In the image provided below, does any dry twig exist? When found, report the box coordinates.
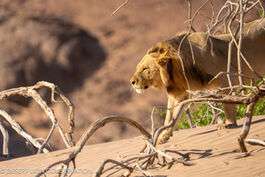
[185,104,195,128]
[111,0,130,16]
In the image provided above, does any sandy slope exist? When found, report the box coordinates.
[1,116,265,177]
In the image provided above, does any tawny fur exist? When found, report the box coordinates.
[130,18,265,144]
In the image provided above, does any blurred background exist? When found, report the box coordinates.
[0,0,262,158]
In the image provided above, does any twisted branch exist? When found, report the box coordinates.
[0,81,75,156]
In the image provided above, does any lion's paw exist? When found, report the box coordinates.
[217,123,238,130]
[157,129,173,144]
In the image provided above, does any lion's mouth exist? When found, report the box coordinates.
[132,85,149,94]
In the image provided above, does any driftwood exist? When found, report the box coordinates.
[245,138,265,146]
[0,119,9,155]
[0,81,75,156]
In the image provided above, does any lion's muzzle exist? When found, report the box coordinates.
[130,77,149,94]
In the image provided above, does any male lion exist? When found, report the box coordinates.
[130,18,265,144]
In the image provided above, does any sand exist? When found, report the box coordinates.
[1,116,265,177]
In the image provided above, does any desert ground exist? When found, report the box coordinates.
[0,0,265,176]
[1,116,265,177]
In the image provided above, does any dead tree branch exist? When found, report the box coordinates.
[237,0,245,86]
[245,138,265,146]
[0,81,75,155]
[185,104,195,128]
[238,102,257,152]
[0,109,50,153]
[92,159,134,177]
[0,119,9,156]
[111,0,130,16]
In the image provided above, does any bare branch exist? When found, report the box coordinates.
[0,81,75,157]
[186,0,196,32]
[135,162,154,176]
[151,107,156,138]
[238,102,256,152]
[0,109,50,153]
[146,141,195,166]
[74,116,152,153]
[111,0,130,16]
[0,119,9,156]
[208,71,255,85]
[237,0,245,86]
[185,104,195,128]
[226,41,234,88]
[92,159,134,177]
[245,138,265,146]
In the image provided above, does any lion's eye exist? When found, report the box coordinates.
[142,68,147,72]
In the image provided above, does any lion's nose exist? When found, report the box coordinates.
[131,81,136,85]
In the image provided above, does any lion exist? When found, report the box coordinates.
[130,18,265,144]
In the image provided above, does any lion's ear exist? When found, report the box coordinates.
[155,58,172,86]
[155,57,168,66]
[148,47,159,58]
[148,43,166,58]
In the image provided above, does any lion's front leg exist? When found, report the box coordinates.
[157,96,179,144]
[218,103,237,129]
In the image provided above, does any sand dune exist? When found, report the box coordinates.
[1,116,265,177]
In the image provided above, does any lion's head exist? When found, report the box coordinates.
[130,50,162,94]
[130,40,186,94]
[130,33,213,97]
